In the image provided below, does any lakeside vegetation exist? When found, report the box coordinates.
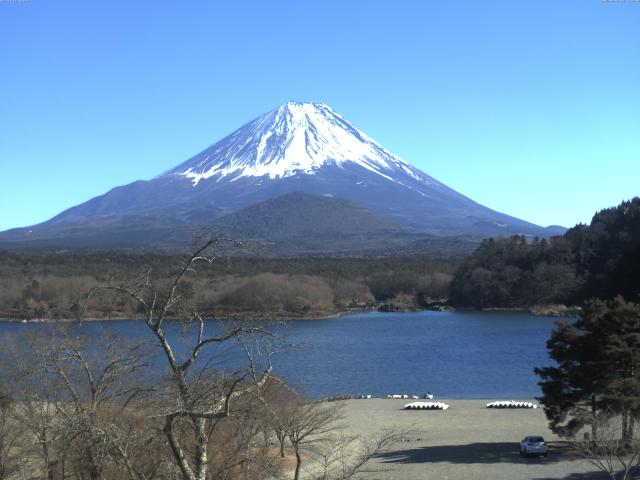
[2,197,639,321]
[450,197,640,309]
[0,253,457,321]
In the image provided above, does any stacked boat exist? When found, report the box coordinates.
[404,401,450,410]
[486,400,537,409]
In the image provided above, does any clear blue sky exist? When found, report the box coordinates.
[1,0,638,231]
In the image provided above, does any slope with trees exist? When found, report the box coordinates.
[450,198,640,308]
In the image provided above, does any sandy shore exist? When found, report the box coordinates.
[338,399,605,480]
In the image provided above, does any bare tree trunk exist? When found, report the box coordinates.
[87,447,101,480]
[194,418,208,480]
[293,446,302,480]
[60,453,66,480]
[164,418,196,480]
[42,433,52,480]
[46,460,54,480]
[591,393,598,442]
[275,428,286,458]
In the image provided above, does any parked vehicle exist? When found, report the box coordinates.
[520,435,548,457]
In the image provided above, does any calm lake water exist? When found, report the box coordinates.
[0,310,560,399]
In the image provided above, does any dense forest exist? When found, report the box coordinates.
[450,198,640,308]
[0,252,458,320]
[3,197,639,320]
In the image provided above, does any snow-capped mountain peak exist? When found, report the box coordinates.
[0,101,559,248]
[162,101,427,186]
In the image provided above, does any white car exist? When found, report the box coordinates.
[520,435,548,457]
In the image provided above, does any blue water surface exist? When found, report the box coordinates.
[0,310,560,399]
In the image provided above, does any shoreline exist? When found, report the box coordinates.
[0,303,580,324]
[0,308,369,324]
[483,305,582,317]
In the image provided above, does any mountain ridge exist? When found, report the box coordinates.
[0,102,565,253]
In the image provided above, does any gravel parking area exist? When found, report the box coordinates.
[339,399,607,480]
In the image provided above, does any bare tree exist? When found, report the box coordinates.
[283,399,408,480]
[0,328,165,480]
[0,393,27,480]
[577,413,640,480]
[259,377,300,459]
[0,334,61,480]
[44,331,155,479]
[310,429,408,480]
[286,401,344,480]
[86,238,282,480]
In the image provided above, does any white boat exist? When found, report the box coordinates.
[404,401,449,410]
[486,400,537,409]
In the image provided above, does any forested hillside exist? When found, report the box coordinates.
[0,252,457,320]
[450,198,640,308]
[4,198,639,319]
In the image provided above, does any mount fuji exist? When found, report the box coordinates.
[0,102,563,253]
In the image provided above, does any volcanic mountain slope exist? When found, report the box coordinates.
[213,191,404,239]
[209,192,485,257]
[0,101,563,251]
[209,191,426,256]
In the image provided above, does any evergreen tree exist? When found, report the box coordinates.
[592,297,640,443]
[535,315,607,439]
[450,197,640,308]
[536,297,640,441]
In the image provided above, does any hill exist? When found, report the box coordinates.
[449,197,640,307]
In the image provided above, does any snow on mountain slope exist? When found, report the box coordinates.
[161,102,434,192]
[0,101,564,250]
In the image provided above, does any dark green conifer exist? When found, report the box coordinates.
[536,297,640,442]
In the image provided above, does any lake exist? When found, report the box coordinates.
[0,310,560,399]
[275,310,559,399]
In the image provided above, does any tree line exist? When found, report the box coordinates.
[450,197,640,308]
[0,253,457,321]
[518,198,640,478]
